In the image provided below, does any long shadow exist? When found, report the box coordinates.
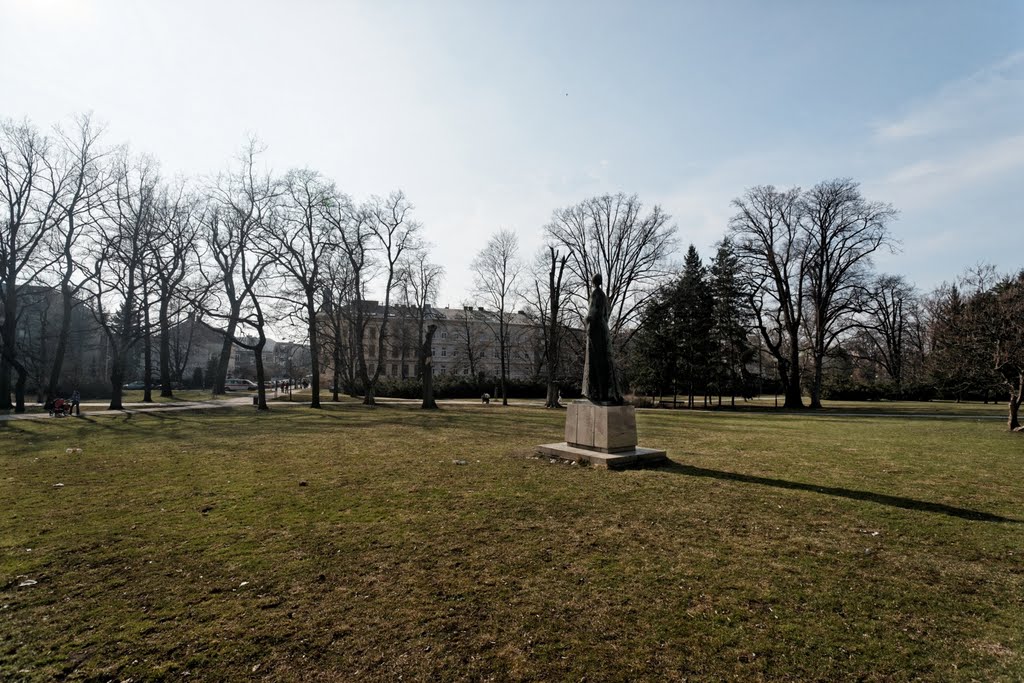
[0,421,32,436]
[663,461,1020,523]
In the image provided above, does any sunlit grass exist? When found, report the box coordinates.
[2,402,1021,681]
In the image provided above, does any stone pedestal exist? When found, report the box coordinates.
[565,401,637,453]
[538,401,667,469]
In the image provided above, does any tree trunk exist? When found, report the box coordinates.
[46,283,76,404]
[422,369,436,409]
[781,345,804,409]
[307,292,321,409]
[809,352,824,409]
[499,333,508,406]
[359,351,374,405]
[332,344,341,402]
[0,285,15,410]
[1008,374,1023,432]
[1009,396,1021,432]
[254,339,269,411]
[213,317,238,395]
[109,354,125,410]
[142,303,153,403]
[545,382,561,409]
[158,296,174,398]
[14,363,27,413]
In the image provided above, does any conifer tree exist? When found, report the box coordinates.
[629,283,676,404]
[672,245,714,408]
[709,239,752,406]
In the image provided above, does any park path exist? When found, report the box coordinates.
[2,395,1005,422]
[0,396,252,422]
[366,397,1009,419]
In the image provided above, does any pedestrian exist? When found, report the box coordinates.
[70,388,81,416]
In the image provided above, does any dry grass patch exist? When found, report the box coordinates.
[1,401,1022,681]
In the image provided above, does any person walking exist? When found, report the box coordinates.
[70,388,81,416]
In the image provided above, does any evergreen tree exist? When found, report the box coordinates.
[629,284,676,403]
[709,239,752,406]
[672,245,714,408]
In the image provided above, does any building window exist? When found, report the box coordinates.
[441,347,447,357]
[391,363,397,376]
[441,331,447,339]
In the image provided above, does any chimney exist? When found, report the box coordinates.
[477,307,485,312]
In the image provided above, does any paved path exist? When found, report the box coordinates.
[2,395,1006,422]
[0,397,252,422]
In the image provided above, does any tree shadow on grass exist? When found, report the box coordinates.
[663,461,1020,523]
[313,403,554,436]
[0,421,32,436]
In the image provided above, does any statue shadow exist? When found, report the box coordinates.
[662,461,1020,524]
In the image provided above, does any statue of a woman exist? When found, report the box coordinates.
[583,273,622,404]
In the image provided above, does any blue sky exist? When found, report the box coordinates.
[3,0,1022,307]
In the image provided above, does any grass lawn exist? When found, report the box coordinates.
[98,390,238,405]
[1,401,1022,681]
[655,395,1009,417]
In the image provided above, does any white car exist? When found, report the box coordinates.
[224,378,257,392]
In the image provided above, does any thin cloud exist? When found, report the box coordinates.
[877,133,1024,209]
[874,51,1024,142]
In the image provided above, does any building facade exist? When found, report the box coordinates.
[325,301,546,383]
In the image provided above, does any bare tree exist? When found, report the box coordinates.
[151,182,201,398]
[319,251,356,400]
[526,245,568,408]
[472,229,522,406]
[201,140,278,395]
[347,191,421,405]
[88,151,160,410]
[802,178,897,408]
[991,273,1024,431]
[234,218,280,410]
[398,248,444,379]
[545,193,676,342]
[451,302,485,379]
[43,113,112,403]
[274,168,335,408]
[728,185,807,409]
[321,193,374,400]
[856,274,918,395]
[0,119,61,411]
[365,191,421,403]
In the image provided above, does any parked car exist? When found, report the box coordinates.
[224,378,258,392]
[123,378,166,390]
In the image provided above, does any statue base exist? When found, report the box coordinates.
[565,401,636,452]
[537,401,667,469]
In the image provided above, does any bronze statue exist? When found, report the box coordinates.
[583,273,622,404]
[421,324,438,409]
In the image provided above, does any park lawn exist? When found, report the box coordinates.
[1,402,1022,681]
[107,390,237,404]
[653,395,1008,417]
